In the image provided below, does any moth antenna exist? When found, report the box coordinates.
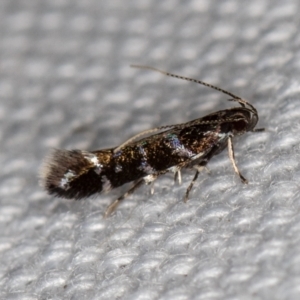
[130,64,257,115]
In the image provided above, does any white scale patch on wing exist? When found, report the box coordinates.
[60,170,76,189]
[83,152,103,175]
[137,145,155,174]
[114,165,123,173]
[168,134,194,158]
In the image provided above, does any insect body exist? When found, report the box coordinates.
[41,65,262,216]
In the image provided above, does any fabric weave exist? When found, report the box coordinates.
[0,0,300,299]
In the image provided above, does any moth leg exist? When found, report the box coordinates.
[252,128,265,132]
[174,169,182,185]
[184,170,199,203]
[147,171,172,195]
[143,174,159,195]
[104,179,144,218]
[228,136,248,184]
[150,181,155,195]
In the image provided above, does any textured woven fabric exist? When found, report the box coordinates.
[1,0,300,299]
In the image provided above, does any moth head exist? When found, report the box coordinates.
[230,108,258,135]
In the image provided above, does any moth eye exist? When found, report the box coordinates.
[232,119,248,132]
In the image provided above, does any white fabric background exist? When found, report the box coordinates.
[1,0,300,299]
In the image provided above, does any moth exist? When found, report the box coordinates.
[40,65,263,217]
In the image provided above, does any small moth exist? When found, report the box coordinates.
[40,65,263,217]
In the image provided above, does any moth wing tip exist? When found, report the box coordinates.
[39,149,73,190]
